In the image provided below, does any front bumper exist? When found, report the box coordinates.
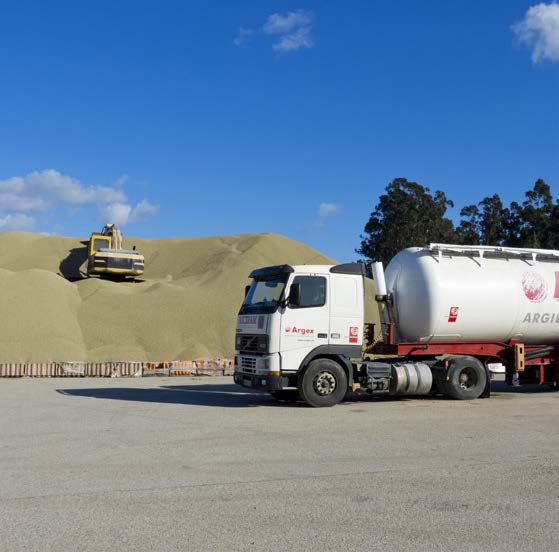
[233,353,296,392]
[233,371,286,392]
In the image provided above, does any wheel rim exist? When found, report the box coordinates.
[313,371,337,396]
[458,367,477,390]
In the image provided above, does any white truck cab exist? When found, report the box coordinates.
[233,263,369,406]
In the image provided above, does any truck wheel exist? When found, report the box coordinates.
[299,359,347,407]
[269,390,300,402]
[442,356,487,400]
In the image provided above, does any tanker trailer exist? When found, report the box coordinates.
[370,243,559,398]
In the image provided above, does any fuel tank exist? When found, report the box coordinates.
[384,244,559,345]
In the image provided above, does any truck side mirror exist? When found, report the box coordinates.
[244,285,251,298]
[288,283,301,307]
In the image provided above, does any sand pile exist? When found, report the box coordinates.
[0,232,334,362]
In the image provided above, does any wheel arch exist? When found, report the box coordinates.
[298,345,359,388]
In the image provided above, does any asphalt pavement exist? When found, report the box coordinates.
[0,376,557,551]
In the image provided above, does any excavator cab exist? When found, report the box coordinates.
[86,224,144,279]
[88,233,111,255]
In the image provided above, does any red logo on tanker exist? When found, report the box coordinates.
[522,271,547,303]
[349,326,359,343]
[448,307,459,323]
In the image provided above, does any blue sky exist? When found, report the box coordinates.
[0,0,557,261]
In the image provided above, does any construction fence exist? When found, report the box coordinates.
[0,358,234,378]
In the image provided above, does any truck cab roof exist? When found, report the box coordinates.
[249,263,367,279]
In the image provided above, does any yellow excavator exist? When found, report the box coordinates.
[86,224,144,278]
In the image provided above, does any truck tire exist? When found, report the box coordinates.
[299,359,347,407]
[269,390,300,402]
[442,356,487,400]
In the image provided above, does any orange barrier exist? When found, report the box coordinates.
[0,359,234,378]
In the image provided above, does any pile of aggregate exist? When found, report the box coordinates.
[0,232,333,362]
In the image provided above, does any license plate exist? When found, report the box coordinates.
[244,379,252,387]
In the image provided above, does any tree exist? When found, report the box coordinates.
[547,204,559,249]
[357,178,455,264]
[502,201,523,246]
[515,179,554,248]
[456,194,509,246]
[454,204,480,244]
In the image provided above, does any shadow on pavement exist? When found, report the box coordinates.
[490,380,556,395]
[57,383,304,408]
[57,380,556,408]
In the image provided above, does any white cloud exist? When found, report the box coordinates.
[313,202,341,228]
[512,2,559,62]
[100,203,132,227]
[129,199,159,221]
[101,199,159,226]
[0,213,35,232]
[0,170,126,214]
[272,26,313,52]
[0,169,158,232]
[114,174,129,188]
[234,27,254,46]
[233,9,314,53]
[318,203,340,216]
[263,10,313,35]
[264,10,314,53]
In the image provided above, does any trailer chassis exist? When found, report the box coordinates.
[371,323,559,388]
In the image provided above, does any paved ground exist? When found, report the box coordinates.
[0,376,557,551]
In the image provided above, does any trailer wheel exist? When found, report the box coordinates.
[299,359,347,407]
[442,356,487,400]
[269,390,300,402]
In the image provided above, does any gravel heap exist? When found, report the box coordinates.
[0,232,333,361]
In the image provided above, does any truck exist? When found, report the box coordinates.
[233,243,559,407]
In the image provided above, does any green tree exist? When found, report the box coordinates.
[455,204,481,244]
[357,178,455,264]
[456,194,508,245]
[479,194,508,245]
[547,204,559,249]
[515,179,554,248]
[503,201,523,246]
[451,179,555,247]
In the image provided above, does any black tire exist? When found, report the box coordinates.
[441,356,487,400]
[269,390,300,402]
[299,359,348,407]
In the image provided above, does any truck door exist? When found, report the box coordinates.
[279,274,330,371]
[329,274,363,351]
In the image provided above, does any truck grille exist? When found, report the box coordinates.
[236,334,268,353]
[241,357,257,372]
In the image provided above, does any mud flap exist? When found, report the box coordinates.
[480,368,491,398]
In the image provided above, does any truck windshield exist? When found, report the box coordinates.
[240,276,288,314]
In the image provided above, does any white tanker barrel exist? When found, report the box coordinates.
[384,244,559,346]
